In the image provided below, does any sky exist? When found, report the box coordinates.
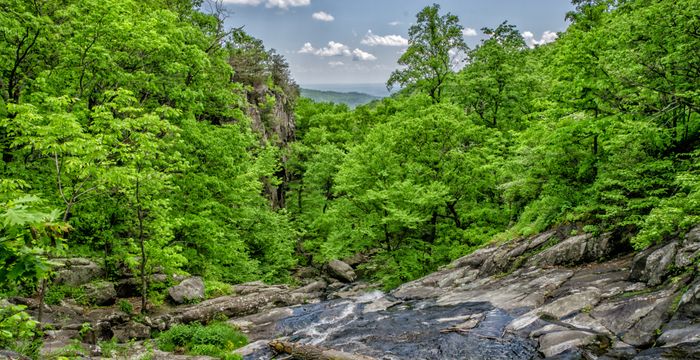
[219,0,574,86]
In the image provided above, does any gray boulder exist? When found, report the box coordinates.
[676,278,700,319]
[675,226,700,268]
[168,277,205,304]
[53,258,104,286]
[537,330,606,358]
[453,247,498,269]
[528,233,611,267]
[658,323,700,347]
[327,260,357,283]
[82,282,117,306]
[112,321,151,342]
[630,241,678,286]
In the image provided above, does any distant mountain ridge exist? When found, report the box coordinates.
[300,88,381,108]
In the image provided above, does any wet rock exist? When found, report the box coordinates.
[112,321,151,342]
[229,307,295,341]
[82,281,117,306]
[168,277,205,304]
[53,258,104,286]
[235,340,270,357]
[327,260,357,283]
[630,241,678,286]
[537,330,605,358]
[439,313,485,332]
[363,296,398,313]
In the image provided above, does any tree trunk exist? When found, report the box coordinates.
[37,279,46,324]
[136,170,147,314]
[269,340,377,360]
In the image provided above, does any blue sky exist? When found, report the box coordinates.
[220,0,574,86]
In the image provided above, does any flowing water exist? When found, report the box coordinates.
[242,290,541,360]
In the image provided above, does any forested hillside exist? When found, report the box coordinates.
[1,0,699,357]
[288,1,699,288]
[299,88,380,108]
[0,0,300,299]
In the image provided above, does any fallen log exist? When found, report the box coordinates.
[268,340,377,360]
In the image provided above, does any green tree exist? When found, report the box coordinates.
[453,22,532,129]
[387,4,467,103]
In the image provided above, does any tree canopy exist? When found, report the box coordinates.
[387,3,467,103]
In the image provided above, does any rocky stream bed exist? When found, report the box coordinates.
[4,226,700,359]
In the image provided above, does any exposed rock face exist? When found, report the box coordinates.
[53,258,104,286]
[388,228,700,358]
[168,277,205,304]
[82,282,117,306]
[327,260,357,283]
[246,84,296,210]
[630,241,678,286]
[676,225,700,268]
[527,233,612,267]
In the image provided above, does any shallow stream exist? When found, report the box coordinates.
[243,290,541,360]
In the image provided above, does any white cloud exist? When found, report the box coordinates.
[221,0,262,5]
[312,11,334,22]
[298,41,350,56]
[266,0,310,8]
[361,30,408,47]
[317,41,351,56]
[388,21,401,26]
[299,41,376,61]
[222,0,309,9]
[298,42,315,54]
[522,30,558,48]
[463,27,478,37]
[352,48,377,61]
[329,61,344,67]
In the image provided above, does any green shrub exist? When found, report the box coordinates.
[44,285,86,306]
[45,340,88,359]
[204,280,234,299]
[157,322,247,359]
[0,304,42,358]
[118,299,134,315]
